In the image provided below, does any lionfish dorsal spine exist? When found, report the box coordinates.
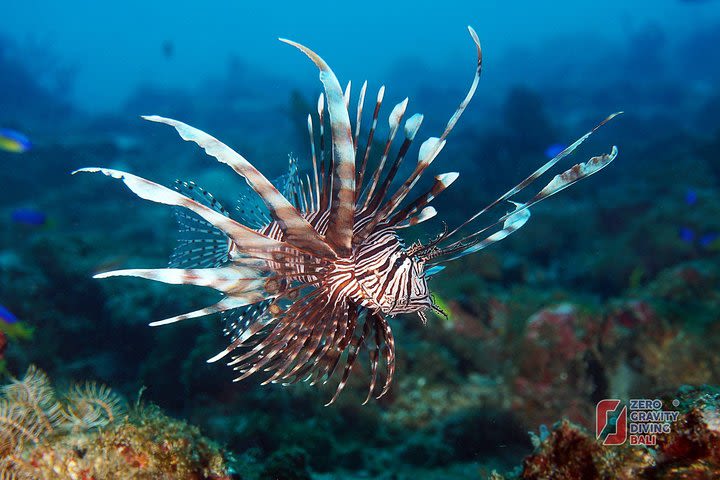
[361,97,408,210]
[306,114,321,209]
[280,38,356,258]
[368,112,424,213]
[353,80,368,156]
[355,85,385,199]
[386,172,459,228]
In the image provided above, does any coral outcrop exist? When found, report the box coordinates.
[492,385,720,479]
[0,366,231,480]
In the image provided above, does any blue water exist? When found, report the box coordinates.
[3,0,717,112]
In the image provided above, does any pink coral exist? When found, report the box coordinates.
[512,303,599,428]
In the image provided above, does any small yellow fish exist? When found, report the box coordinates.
[0,128,31,153]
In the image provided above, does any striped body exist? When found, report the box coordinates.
[253,205,430,315]
[75,27,619,404]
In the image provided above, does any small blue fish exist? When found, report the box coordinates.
[685,189,698,206]
[699,232,720,248]
[11,208,47,226]
[544,143,566,159]
[0,304,18,324]
[679,226,695,243]
[0,128,31,153]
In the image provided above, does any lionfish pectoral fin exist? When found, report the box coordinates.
[148,296,261,327]
[374,313,396,400]
[171,180,231,268]
[93,267,265,294]
[325,320,368,406]
[141,116,336,259]
[362,318,382,405]
[73,168,282,255]
[280,38,356,257]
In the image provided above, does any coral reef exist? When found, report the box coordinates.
[491,385,720,479]
[0,366,231,480]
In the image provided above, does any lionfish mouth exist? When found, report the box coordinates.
[74,26,620,405]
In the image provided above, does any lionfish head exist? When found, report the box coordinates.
[354,231,432,316]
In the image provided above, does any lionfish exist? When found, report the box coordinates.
[74,27,619,405]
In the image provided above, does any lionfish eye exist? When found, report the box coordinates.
[394,256,404,268]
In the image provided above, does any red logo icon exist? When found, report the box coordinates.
[596,399,627,445]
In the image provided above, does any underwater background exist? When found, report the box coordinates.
[2,1,720,478]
